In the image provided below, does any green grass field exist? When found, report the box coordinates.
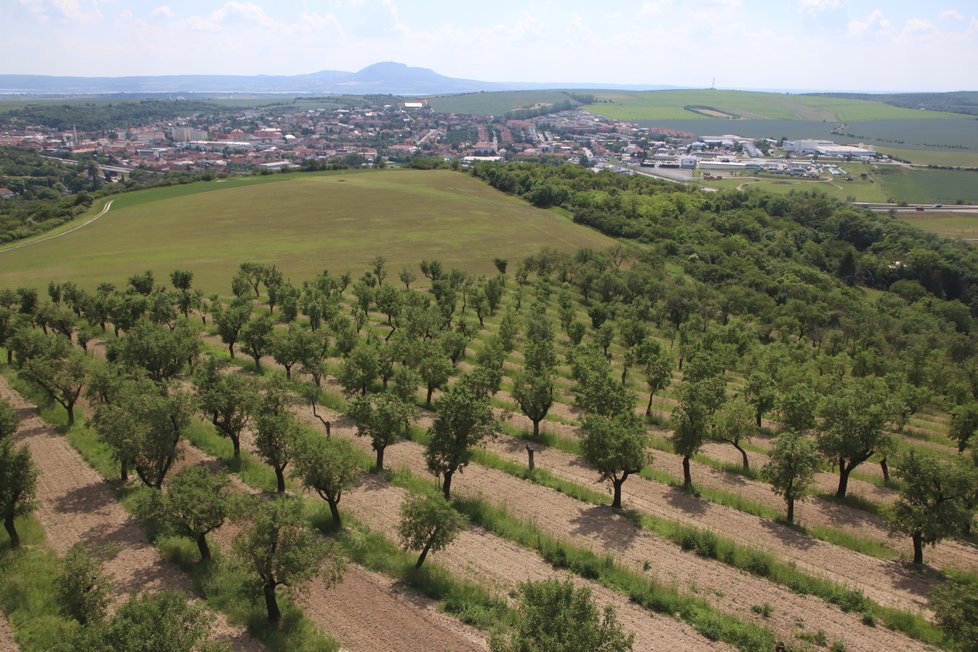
[586,90,969,122]
[0,169,615,294]
[897,212,978,241]
[875,166,978,204]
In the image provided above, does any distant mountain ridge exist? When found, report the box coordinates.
[0,61,673,95]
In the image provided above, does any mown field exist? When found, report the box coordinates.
[586,89,969,122]
[897,211,978,240]
[0,169,615,293]
[875,166,978,204]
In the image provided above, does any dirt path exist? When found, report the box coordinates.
[0,614,17,652]
[177,427,490,652]
[0,200,113,255]
[296,405,936,652]
[344,474,724,651]
[0,377,262,652]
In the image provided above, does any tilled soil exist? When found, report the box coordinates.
[0,615,17,652]
[0,377,262,652]
[343,474,724,651]
[302,404,937,652]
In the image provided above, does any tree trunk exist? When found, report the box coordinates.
[263,582,281,624]
[532,419,540,438]
[646,392,654,417]
[836,462,851,499]
[253,356,261,374]
[526,446,535,471]
[327,499,341,529]
[426,385,434,408]
[231,436,241,461]
[284,365,292,381]
[786,496,795,524]
[415,540,433,569]
[275,466,286,493]
[375,445,385,471]
[880,458,890,483]
[65,402,75,427]
[682,455,692,488]
[912,531,923,565]
[6,349,12,365]
[196,533,211,562]
[620,366,627,385]
[441,470,454,500]
[228,343,235,359]
[3,515,19,549]
[734,442,749,471]
[120,459,129,483]
[611,478,624,509]
[755,411,762,428]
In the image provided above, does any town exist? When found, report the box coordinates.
[0,98,884,193]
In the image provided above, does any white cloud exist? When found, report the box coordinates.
[847,10,892,36]
[798,0,842,14]
[639,1,672,15]
[903,18,937,35]
[51,0,102,24]
[151,5,173,18]
[939,9,964,21]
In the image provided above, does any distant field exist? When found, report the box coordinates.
[697,173,889,203]
[586,90,968,122]
[425,90,585,115]
[875,147,978,167]
[0,169,615,294]
[897,212,978,241]
[874,166,978,204]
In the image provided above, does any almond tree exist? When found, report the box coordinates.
[398,493,464,569]
[293,437,361,528]
[886,451,977,564]
[349,392,416,471]
[424,380,496,499]
[761,431,820,523]
[580,411,648,509]
[162,465,232,562]
[0,438,37,549]
[253,383,302,493]
[816,376,893,498]
[234,496,342,624]
[192,357,257,460]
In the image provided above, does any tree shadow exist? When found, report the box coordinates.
[758,518,818,551]
[568,504,639,552]
[663,485,709,517]
[884,557,943,603]
[54,481,115,515]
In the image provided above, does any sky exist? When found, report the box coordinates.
[3,0,978,92]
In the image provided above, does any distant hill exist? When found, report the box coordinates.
[0,62,674,96]
[806,91,978,117]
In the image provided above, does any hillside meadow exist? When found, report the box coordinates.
[0,169,615,294]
